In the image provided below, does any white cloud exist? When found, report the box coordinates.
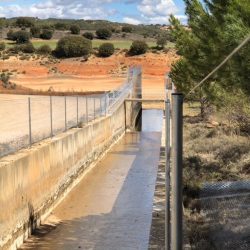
[123,17,141,25]
[0,0,116,19]
[137,0,180,24]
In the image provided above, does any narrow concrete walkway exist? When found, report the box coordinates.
[21,110,163,250]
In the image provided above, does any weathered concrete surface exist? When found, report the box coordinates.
[0,103,126,250]
[20,110,162,250]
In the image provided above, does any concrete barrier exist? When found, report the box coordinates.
[0,102,125,250]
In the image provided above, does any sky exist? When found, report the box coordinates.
[0,0,187,25]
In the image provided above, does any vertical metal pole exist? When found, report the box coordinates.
[50,96,53,137]
[94,97,96,120]
[76,96,79,126]
[165,99,171,250]
[171,93,183,250]
[99,96,102,116]
[64,96,67,131]
[105,92,107,116]
[86,96,88,124]
[28,97,32,146]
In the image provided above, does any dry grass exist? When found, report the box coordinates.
[183,103,250,249]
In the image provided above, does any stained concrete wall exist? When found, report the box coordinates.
[125,68,142,131]
[0,102,126,250]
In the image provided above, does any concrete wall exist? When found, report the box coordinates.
[125,68,142,131]
[0,102,126,250]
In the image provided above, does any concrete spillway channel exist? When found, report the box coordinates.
[19,110,163,250]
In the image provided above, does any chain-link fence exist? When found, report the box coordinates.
[0,67,141,158]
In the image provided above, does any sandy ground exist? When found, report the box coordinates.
[0,50,178,95]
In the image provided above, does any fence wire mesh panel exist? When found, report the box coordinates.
[0,67,141,158]
[183,114,250,250]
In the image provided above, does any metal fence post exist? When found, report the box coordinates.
[94,97,96,120]
[76,96,79,126]
[99,96,102,116]
[171,93,183,250]
[65,96,67,131]
[50,96,53,137]
[28,97,32,146]
[105,92,107,116]
[86,96,88,124]
[165,99,171,250]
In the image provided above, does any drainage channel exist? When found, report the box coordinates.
[20,109,163,250]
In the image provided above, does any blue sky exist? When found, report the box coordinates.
[0,0,187,24]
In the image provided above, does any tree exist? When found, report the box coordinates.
[13,30,30,44]
[157,35,167,48]
[96,28,112,40]
[98,43,115,57]
[83,32,94,40]
[40,29,53,40]
[129,40,148,55]
[16,17,34,28]
[7,29,15,40]
[70,24,80,35]
[55,35,92,58]
[30,26,41,38]
[169,0,250,119]
[122,26,133,33]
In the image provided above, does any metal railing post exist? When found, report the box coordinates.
[28,97,32,146]
[165,99,171,250]
[171,93,183,250]
[50,96,53,137]
[105,92,107,116]
[94,97,96,120]
[86,96,88,124]
[76,96,79,126]
[99,96,102,116]
[64,96,67,131]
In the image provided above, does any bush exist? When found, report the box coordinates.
[7,29,15,40]
[157,35,167,48]
[30,26,41,38]
[14,30,30,44]
[83,32,94,40]
[70,24,80,35]
[37,45,52,55]
[20,43,35,53]
[40,29,53,40]
[129,40,148,55]
[96,28,112,40]
[98,43,115,57]
[55,22,68,30]
[0,42,6,51]
[16,17,34,28]
[55,35,92,58]
[122,26,133,33]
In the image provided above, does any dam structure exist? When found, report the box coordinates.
[0,67,164,250]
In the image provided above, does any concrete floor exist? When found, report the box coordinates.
[20,110,163,250]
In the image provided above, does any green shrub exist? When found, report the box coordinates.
[55,35,92,58]
[37,45,52,55]
[98,43,115,57]
[7,29,15,40]
[157,35,167,48]
[20,43,35,53]
[55,22,68,30]
[13,30,30,44]
[40,29,53,40]
[129,40,148,55]
[83,32,94,40]
[0,42,5,51]
[122,26,133,33]
[16,17,34,28]
[30,26,41,38]
[96,28,112,40]
[70,24,80,35]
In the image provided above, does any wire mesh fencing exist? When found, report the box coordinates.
[0,67,141,158]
